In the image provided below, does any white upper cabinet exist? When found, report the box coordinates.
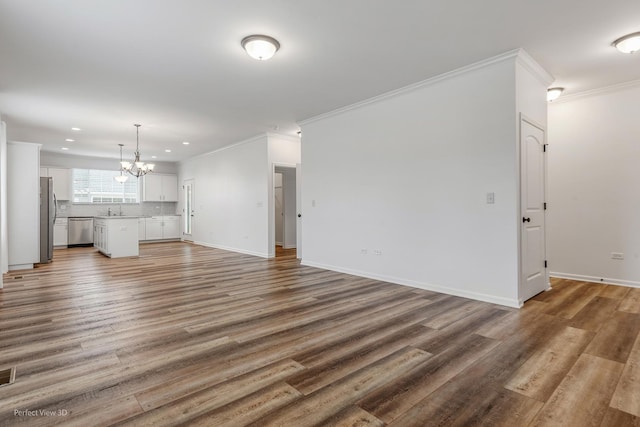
[50,168,71,200]
[40,167,71,200]
[142,174,178,202]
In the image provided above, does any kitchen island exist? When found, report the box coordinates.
[93,216,139,258]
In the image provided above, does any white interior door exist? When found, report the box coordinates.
[183,179,194,240]
[520,118,547,301]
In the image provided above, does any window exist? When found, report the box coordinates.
[72,169,139,203]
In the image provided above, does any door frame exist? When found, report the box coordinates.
[518,113,549,304]
[182,178,195,242]
[270,163,298,258]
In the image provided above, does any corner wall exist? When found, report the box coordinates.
[548,83,640,286]
[300,53,521,307]
[178,136,271,257]
[0,118,6,283]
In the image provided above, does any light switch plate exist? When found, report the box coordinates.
[486,192,495,204]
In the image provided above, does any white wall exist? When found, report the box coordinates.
[178,135,271,257]
[7,141,40,269]
[40,151,177,174]
[548,83,640,287]
[0,119,7,283]
[300,53,524,307]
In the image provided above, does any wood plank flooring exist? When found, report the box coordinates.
[0,242,639,426]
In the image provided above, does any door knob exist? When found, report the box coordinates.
[522,217,531,223]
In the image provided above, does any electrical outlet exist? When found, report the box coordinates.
[611,252,624,260]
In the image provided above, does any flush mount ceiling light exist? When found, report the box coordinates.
[547,87,564,102]
[613,32,640,53]
[241,35,280,60]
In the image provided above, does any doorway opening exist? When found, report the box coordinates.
[274,166,297,258]
[183,179,194,242]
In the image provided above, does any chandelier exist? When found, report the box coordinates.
[114,144,128,183]
[121,124,155,178]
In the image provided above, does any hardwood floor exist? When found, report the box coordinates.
[1,242,639,426]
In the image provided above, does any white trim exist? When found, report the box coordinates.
[550,272,640,288]
[283,244,297,249]
[299,49,522,126]
[179,134,267,164]
[8,263,34,271]
[551,79,640,104]
[266,132,300,143]
[515,49,555,87]
[193,240,270,259]
[301,260,521,308]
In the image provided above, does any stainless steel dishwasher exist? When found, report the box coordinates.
[68,217,94,247]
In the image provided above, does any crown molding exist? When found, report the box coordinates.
[182,133,268,163]
[515,48,555,86]
[299,49,524,126]
[266,132,300,143]
[550,79,640,104]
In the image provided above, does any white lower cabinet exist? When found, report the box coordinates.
[144,218,164,240]
[140,216,180,241]
[53,218,68,247]
[94,217,139,258]
[163,216,180,239]
[138,218,146,241]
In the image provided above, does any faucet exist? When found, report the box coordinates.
[119,204,123,216]
[107,207,112,216]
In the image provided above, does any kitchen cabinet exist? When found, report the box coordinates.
[138,218,146,241]
[40,167,71,200]
[140,216,181,241]
[53,218,68,247]
[94,217,139,258]
[144,218,164,240]
[8,142,40,270]
[142,174,178,202]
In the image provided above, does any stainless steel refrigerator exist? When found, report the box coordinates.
[39,177,56,263]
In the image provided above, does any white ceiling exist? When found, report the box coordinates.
[1,0,639,162]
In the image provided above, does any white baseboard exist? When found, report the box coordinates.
[193,241,270,259]
[301,260,521,308]
[283,244,297,249]
[275,241,283,247]
[8,263,33,271]
[550,272,640,288]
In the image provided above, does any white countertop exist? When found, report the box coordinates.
[93,216,141,219]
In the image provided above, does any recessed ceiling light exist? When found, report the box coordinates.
[613,32,640,53]
[182,141,190,145]
[71,127,81,131]
[241,35,280,60]
[151,155,157,159]
[165,149,171,153]
[547,87,564,102]
[61,147,69,151]
[65,138,75,142]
